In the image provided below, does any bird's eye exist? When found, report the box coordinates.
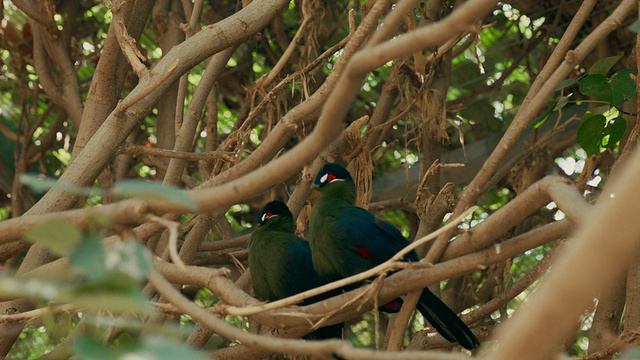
[320,173,337,184]
[261,211,276,223]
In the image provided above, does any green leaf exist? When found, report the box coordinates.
[19,174,59,193]
[111,180,197,211]
[23,219,82,257]
[0,274,152,314]
[579,69,637,106]
[69,235,107,280]
[135,337,209,360]
[583,105,611,118]
[74,336,207,360]
[577,114,606,156]
[577,115,627,156]
[579,74,607,102]
[621,346,640,360]
[588,53,624,75]
[0,278,68,301]
[554,94,571,111]
[75,272,140,294]
[609,69,638,104]
[530,94,572,129]
[556,77,579,91]
[43,309,73,344]
[531,105,554,129]
[19,174,92,195]
[629,20,640,33]
[73,335,121,360]
[104,241,152,282]
[72,290,154,315]
[601,117,627,148]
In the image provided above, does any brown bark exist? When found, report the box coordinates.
[152,0,185,163]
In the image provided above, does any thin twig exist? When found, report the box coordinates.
[149,270,470,360]
[116,60,180,115]
[147,215,185,269]
[101,0,149,77]
[240,24,354,133]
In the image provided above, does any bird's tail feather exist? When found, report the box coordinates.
[416,289,479,350]
[303,322,344,340]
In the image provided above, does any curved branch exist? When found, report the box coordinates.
[11,0,57,32]
[31,0,84,128]
[351,0,500,75]
[105,1,149,78]
[152,220,566,332]
[149,270,470,360]
[118,143,235,161]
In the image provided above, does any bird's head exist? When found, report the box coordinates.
[312,163,353,190]
[256,200,293,228]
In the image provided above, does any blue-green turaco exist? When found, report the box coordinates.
[248,200,343,340]
[308,163,479,350]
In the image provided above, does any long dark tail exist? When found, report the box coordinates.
[303,322,344,340]
[416,289,479,350]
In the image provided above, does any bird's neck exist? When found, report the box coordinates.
[251,217,295,243]
[270,216,296,232]
[316,181,357,208]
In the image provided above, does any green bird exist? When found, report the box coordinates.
[248,200,343,340]
[309,163,479,350]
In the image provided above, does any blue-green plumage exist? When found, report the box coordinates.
[309,163,479,350]
[248,200,343,340]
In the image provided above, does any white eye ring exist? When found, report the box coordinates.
[261,213,277,222]
[320,173,329,183]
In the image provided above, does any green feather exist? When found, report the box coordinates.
[309,180,362,280]
[248,214,303,301]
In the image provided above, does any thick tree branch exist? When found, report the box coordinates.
[118,143,235,161]
[434,0,602,260]
[105,0,149,78]
[486,140,640,358]
[149,269,470,360]
[163,47,237,185]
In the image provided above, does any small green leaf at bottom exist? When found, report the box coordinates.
[23,219,82,257]
[134,337,209,360]
[73,336,121,360]
[69,235,107,280]
[74,335,208,360]
[111,180,197,211]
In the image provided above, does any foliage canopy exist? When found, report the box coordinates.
[0,0,639,359]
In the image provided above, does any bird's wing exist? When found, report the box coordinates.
[338,207,412,263]
[250,229,308,301]
[271,236,321,300]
